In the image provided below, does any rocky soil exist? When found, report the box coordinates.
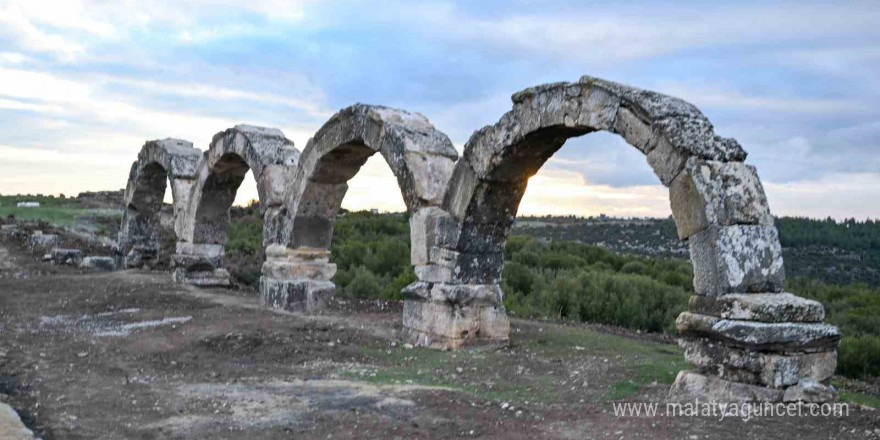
[1,234,879,439]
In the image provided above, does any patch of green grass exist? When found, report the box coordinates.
[604,381,642,401]
[344,325,686,404]
[523,326,686,401]
[0,196,120,228]
[839,391,880,408]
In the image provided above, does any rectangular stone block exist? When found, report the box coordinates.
[400,281,503,307]
[442,160,479,222]
[261,260,336,281]
[51,248,83,265]
[613,106,657,154]
[79,256,117,271]
[258,164,294,207]
[646,136,688,186]
[670,158,773,239]
[414,264,455,283]
[409,206,445,266]
[676,312,841,351]
[175,242,224,258]
[173,268,231,287]
[574,84,621,131]
[689,293,824,323]
[680,338,837,388]
[403,298,509,349]
[261,277,333,314]
[405,150,457,206]
[265,244,330,263]
[689,225,785,296]
[428,247,503,284]
[669,371,783,403]
[27,233,59,248]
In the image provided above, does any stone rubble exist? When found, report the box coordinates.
[80,256,117,271]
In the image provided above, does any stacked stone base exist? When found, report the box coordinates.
[672,293,840,403]
[261,277,334,314]
[402,281,510,349]
[123,244,159,268]
[172,267,231,287]
[171,243,230,287]
[259,245,335,314]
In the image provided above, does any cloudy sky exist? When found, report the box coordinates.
[0,0,878,219]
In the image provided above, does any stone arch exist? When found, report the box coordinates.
[259,104,458,313]
[174,125,299,286]
[118,138,201,268]
[403,76,839,402]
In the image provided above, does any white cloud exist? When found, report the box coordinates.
[765,173,880,220]
[658,83,865,114]
[518,168,671,217]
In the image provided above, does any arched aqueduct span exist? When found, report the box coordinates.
[118,75,841,403]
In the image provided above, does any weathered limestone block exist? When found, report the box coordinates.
[26,233,58,248]
[669,371,783,403]
[404,147,457,207]
[579,75,747,162]
[670,158,773,239]
[262,205,290,247]
[265,244,330,263]
[612,106,657,154]
[441,161,526,254]
[125,245,158,268]
[171,178,197,236]
[290,181,348,248]
[410,206,445,266]
[427,247,504,285]
[257,164,295,207]
[414,264,455,283]
[172,242,224,270]
[176,242,225,258]
[79,256,117,271]
[689,293,825,323]
[783,379,838,403]
[51,248,83,265]
[646,137,689,186]
[402,282,509,349]
[261,277,333,314]
[680,338,837,387]
[173,268,231,287]
[403,281,504,307]
[689,225,785,296]
[261,260,336,281]
[676,312,841,351]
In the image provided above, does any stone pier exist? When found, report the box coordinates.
[260,244,336,313]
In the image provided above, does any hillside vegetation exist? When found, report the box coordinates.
[267,211,878,381]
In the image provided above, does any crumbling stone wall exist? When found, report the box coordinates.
[118,139,201,268]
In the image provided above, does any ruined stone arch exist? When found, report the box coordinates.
[259,103,459,313]
[401,76,839,402]
[174,125,299,286]
[118,139,201,268]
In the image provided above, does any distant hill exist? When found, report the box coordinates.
[513,215,880,288]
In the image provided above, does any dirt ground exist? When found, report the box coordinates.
[1,234,879,439]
